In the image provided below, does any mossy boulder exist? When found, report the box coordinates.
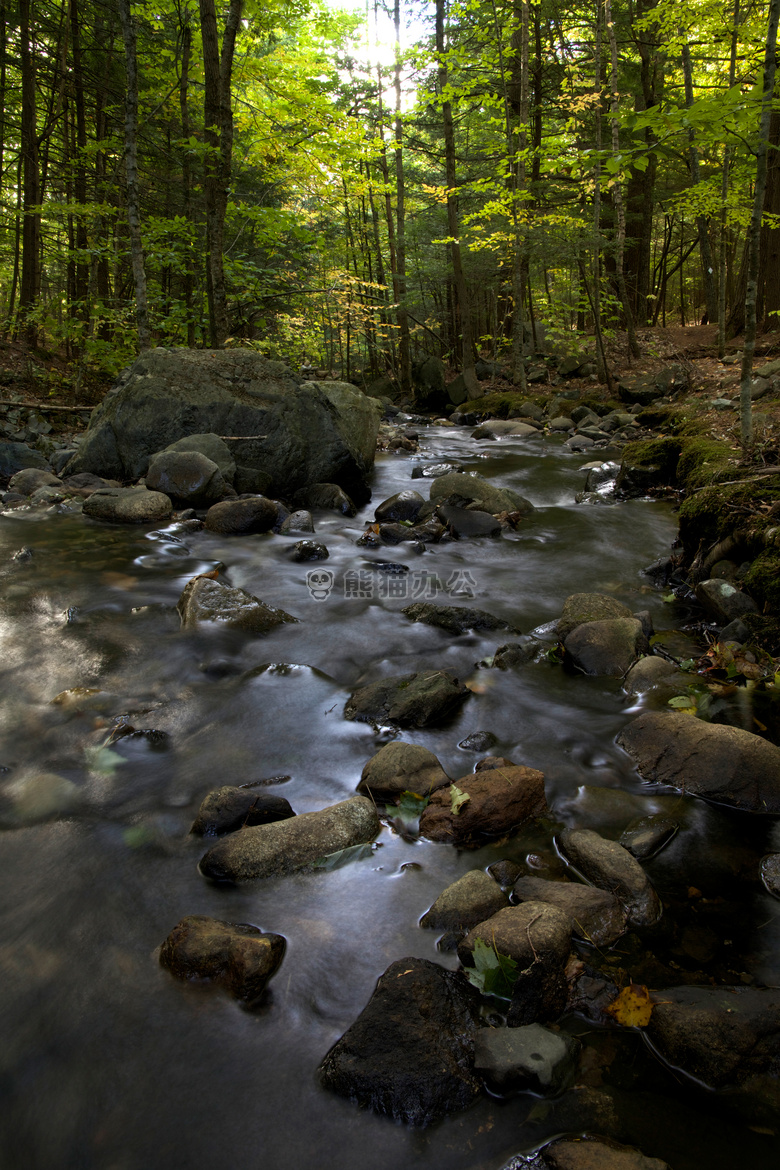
[744,551,780,612]
[676,438,734,492]
[615,437,682,497]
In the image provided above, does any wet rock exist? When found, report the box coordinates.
[438,505,503,538]
[618,815,678,861]
[459,730,498,752]
[536,1136,671,1170]
[412,355,448,412]
[83,486,173,524]
[357,741,450,800]
[565,962,621,1025]
[345,670,470,728]
[318,956,481,1126]
[474,1023,580,1094]
[294,482,357,516]
[204,496,278,534]
[564,618,649,677]
[512,876,626,947]
[429,470,534,516]
[376,521,426,544]
[557,828,661,928]
[557,593,634,641]
[8,468,62,495]
[145,450,230,506]
[161,432,236,482]
[475,755,517,771]
[420,870,510,930]
[402,602,516,636]
[233,466,273,495]
[760,853,780,898]
[695,578,759,624]
[492,641,542,669]
[583,462,620,492]
[472,419,541,439]
[617,710,780,813]
[0,768,82,828]
[489,859,524,887]
[279,509,314,534]
[548,416,575,432]
[199,794,380,881]
[190,786,295,836]
[159,915,284,1004]
[622,655,688,696]
[374,489,425,523]
[419,765,547,847]
[0,440,49,479]
[177,576,297,635]
[289,540,328,562]
[411,461,462,479]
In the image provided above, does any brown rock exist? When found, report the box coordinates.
[357,741,450,800]
[159,915,285,1004]
[204,497,278,534]
[513,875,626,946]
[419,764,547,847]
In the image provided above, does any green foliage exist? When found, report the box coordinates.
[464,937,519,999]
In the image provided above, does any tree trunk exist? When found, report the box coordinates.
[393,0,412,394]
[19,0,41,346]
[758,108,780,331]
[179,12,196,347]
[680,37,718,324]
[718,0,740,357]
[605,0,640,358]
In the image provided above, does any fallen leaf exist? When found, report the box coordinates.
[449,783,471,815]
[605,983,654,1028]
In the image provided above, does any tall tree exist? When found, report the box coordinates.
[118,0,152,351]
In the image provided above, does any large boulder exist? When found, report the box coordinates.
[158,915,285,1004]
[357,741,450,800]
[412,355,448,412]
[345,670,470,728]
[62,350,381,500]
[617,711,780,813]
[82,485,173,524]
[318,956,482,1126]
[177,576,297,635]
[199,795,380,881]
[419,765,547,847]
[0,441,49,480]
[429,470,534,516]
[564,618,649,677]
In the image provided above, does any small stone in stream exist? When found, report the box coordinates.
[402,603,516,636]
[357,741,450,800]
[411,462,462,479]
[557,828,661,928]
[8,468,62,495]
[289,540,328,562]
[11,546,33,562]
[512,876,626,947]
[145,450,230,506]
[488,859,524,888]
[458,730,498,752]
[293,482,357,516]
[563,618,648,677]
[177,576,297,635]
[374,489,425,523]
[695,578,759,624]
[191,786,295,836]
[473,1023,580,1095]
[492,641,542,669]
[534,1136,672,1170]
[617,710,780,813]
[279,509,314,534]
[760,853,780,898]
[557,592,633,641]
[318,956,482,1127]
[420,870,509,931]
[475,755,516,771]
[83,486,173,524]
[199,795,380,882]
[437,505,503,538]
[419,765,547,847]
[159,915,285,1005]
[565,962,621,1025]
[619,815,678,861]
[204,497,277,534]
[344,670,470,729]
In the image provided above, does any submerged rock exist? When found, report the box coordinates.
[402,602,516,636]
[159,915,285,1004]
[345,670,470,728]
[0,768,82,828]
[618,814,678,861]
[512,875,626,947]
[177,576,297,635]
[617,711,780,813]
[420,870,510,931]
[83,485,173,524]
[474,1023,580,1095]
[419,765,547,847]
[199,795,380,881]
[357,741,450,800]
[318,956,481,1126]
[557,828,661,928]
[190,786,295,836]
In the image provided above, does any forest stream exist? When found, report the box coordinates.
[1,423,779,1170]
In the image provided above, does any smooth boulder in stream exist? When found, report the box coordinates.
[190,786,295,836]
[177,575,297,634]
[357,741,450,800]
[82,485,173,524]
[344,669,470,727]
[419,764,547,846]
[617,711,780,813]
[557,828,661,928]
[199,795,380,881]
[159,915,285,1004]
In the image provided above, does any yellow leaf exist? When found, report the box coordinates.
[605,984,654,1028]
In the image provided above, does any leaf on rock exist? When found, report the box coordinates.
[605,983,654,1027]
[397,789,430,822]
[465,937,519,999]
[449,783,471,815]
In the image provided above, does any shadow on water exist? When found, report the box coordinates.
[0,427,778,1169]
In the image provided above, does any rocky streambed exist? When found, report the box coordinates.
[1,410,779,1170]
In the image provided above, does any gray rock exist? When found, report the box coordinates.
[438,505,503,538]
[83,485,173,524]
[233,465,273,495]
[548,416,575,431]
[617,710,780,813]
[199,794,380,881]
[177,576,297,635]
[492,641,541,669]
[345,670,470,728]
[512,876,626,947]
[279,509,314,534]
[145,450,230,505]
[583,462,620,492]
[622,655,688,695]
[760,854,780,898]
[0,441,49,479]
[204,497,278,534]
[472,419,541,439]
[474,1023,580,1094]
[421,870,510,930]
[357,741,450,800]
[619,815,678,861]
[190,786,295,836]
[289,540,328,562]
[557,828,661,928]
[412,355,448,412]
[458,730,498,751]
[430,470,535,516]
[557,592,633,641]
[411,461,462,479]
[161,432,236,482]
[695,578,759,624]
[293,482,357,516]
[159,915,285,1004]
[8,468,62,495]
[61,350,380,500]
[402,602,515,636]
[318,956,482,1126]
[564,618,649,677]
[420,765,548,847]
[374,489,425,523]
[0,768,82,828]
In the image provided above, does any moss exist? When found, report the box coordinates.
[742,614,780,655]
[678,481,780,559]
[744,551,780,612]
[634,404,690,431]
[461,391,541,417]
[675,438,735,491]
[620,436,682,478]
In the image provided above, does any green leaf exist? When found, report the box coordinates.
[397,790,429,821]
[84,744,127,776]
[449,783,471,815]
[312,842,375,871]
[465,938,519,999]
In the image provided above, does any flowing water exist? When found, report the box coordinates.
[0,426,778,1170]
